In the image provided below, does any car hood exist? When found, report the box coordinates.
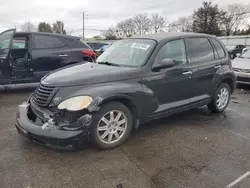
[232,57,250,69]
[41,62,142,87]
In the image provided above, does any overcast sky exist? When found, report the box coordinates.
[0,0,249,37]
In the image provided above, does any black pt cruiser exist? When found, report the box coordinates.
[15,32,236,150]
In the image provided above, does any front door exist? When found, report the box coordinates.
[185,37,221,103]
[0,29,16,84]
[142,39,192,116]
[10,35,31,82]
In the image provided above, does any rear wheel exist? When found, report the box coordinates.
[91,102,133,149]
[207,83,231,113]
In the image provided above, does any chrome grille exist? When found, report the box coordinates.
[33,84,58,107]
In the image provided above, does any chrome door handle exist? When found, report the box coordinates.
[58,54,68,57]
[182,71,192,75]
[214,65,221,69]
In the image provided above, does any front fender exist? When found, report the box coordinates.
[54,80,158,119]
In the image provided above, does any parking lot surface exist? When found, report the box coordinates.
[0,86,250,188]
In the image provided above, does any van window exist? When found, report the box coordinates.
[186,37,215,63]
[33,35,65,49]
[211,38,226,59]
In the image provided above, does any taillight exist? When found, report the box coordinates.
[81,49,96,57]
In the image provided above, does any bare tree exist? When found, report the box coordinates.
[102,27,118,40]
[169,16,193,32]
[222,3,250,36]
[21,22,37,32]
[151,13,167,33]
[116,19,135,37]
[132,14,151,35]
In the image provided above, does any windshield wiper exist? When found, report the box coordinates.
[98,61,120,67]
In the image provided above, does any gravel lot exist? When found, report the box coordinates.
[0,86,250,188]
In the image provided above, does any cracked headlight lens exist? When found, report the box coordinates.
[58,96,93,111]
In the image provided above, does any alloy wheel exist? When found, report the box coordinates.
[97,110,127,144]
[216,87,229,110]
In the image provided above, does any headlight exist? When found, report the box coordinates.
[58,96,93,111]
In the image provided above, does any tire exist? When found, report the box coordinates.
[207,83,231,113]
[91,101,133,149]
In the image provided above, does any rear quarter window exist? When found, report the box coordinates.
[211,38,226,58]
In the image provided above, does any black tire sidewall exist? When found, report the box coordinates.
[90,102,133,149]
[212,83,231,113]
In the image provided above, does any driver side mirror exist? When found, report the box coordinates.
[152,58,175,71]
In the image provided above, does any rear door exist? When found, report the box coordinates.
[0,29,16,84]
[186,37,222,103]
[30,34,71,81]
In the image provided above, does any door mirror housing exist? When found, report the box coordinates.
[152,58,175,71]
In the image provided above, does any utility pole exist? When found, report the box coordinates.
[82,12,85,41]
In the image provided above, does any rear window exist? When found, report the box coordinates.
[211,38,226,58]
[33,34,66,49]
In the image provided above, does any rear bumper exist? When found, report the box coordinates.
[15,102,90,150]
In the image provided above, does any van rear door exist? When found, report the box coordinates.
[0,29,16,84]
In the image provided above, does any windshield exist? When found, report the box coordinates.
[97,39,156,67]
[239,49,250,59]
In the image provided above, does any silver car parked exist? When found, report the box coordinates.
[232,48,250,84]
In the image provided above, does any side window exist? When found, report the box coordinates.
[33,35,65,49]
[211,38,226,58]
[155,39,187,66]
[186,37,214,63]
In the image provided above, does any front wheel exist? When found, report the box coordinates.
[207,83,231,113]
[91,102,133,149]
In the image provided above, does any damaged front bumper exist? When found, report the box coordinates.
[15,101,92,150]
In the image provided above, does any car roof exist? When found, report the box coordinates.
[15,31,80,40]
[129,32,211,42]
